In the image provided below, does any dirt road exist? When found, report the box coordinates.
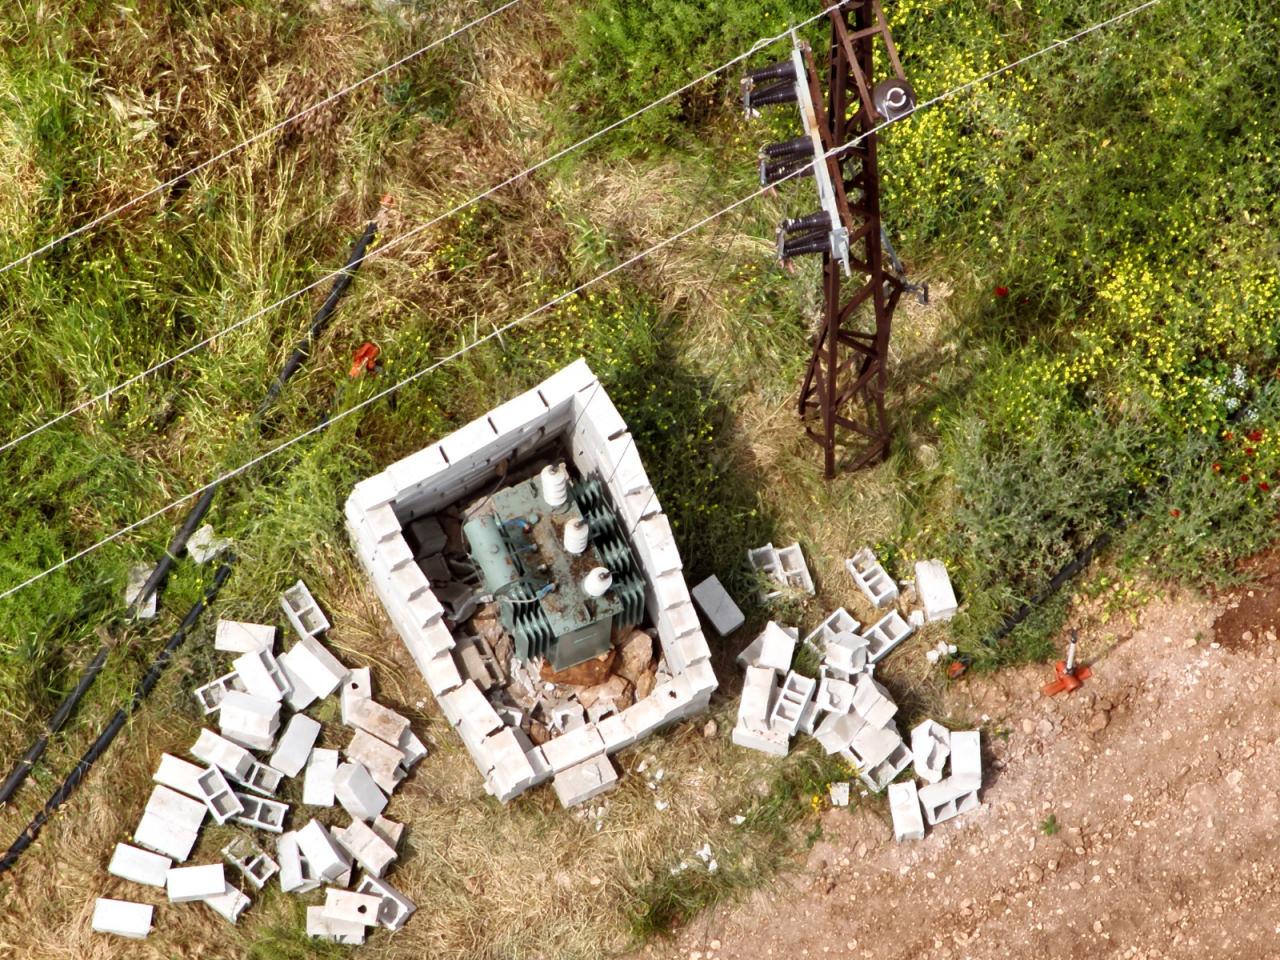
[643,579,1280,960]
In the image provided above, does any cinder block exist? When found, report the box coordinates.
[215,620,276,654]
[232,649,292,702]
[801,608,861,652]
[222,836,279,889]
[349,473,397,512]
[269,713,322,778]
[334,818,398,878]
[145,785,208,834]
[864,610,915,665]
[297,819,353,882]
[307,905,366,945]
[730,720,789,756]
[232,792,288,833]
[595,712,635,752]
[814,710,868,754]
[303,748,340,806]
[108,843,171,887]
[193,670,247,714]
[737,622,795,673]
[154,753,205,798]
[277,645,320,711]
[195,765,244,824]
[737,665,777,732]
[202,883,251,924]
[814,676,856,716]
[133,810,199,862]
[166,863,226,903]
[376,533,415,572]
[340,668,373,722]
[888,780,926,841]
[690,575,744,637]
[353,874,417,931]
[917,776,980,825]
[280,579,331,640]
[344,697,410,746]
[949,730,982,791]
[218,691,281,751]
[848,724,903,770]
[191,729,253,780]
[539,725,606,774]
[371,816,405,852]
[769,671,816,737]
[851,674,898,728]
[858,742,914,793]
[910,719,951,784]
[488,388,552,438]
[335,762,388,821]
[398,728,428,769]
[346,729,407,794]
[552,753,618,807]
[283,636,349,700]
[483,728,537,801]
[537,358,597,414]
[915,559,958,622]
[385,445,451,500]
[323,889,383,927]
[364,502,401,543]
[92,898,153,940]
[226,757,284,796]
[845,547,899,608]
[277,831,320,894]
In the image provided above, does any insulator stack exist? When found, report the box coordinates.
[745,81,798,112]
[762,136,811,159]
[743,60,796,85]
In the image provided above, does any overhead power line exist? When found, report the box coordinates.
[0,1,847,458]
[0,0,1164,604]
[0,0,523,277]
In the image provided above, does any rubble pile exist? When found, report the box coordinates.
[92,580,421,944]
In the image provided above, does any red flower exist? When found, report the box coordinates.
[1246,447,1256,457]
[1212,462,1222,473]
[1240,474,1250,483]
[1224,431,1234,441]
[995,286,1009,298]
[1248,429,1264,442]
[1169,508,1181,517]
[1261,482,1271,492]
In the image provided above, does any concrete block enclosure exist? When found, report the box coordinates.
[344,359,717,804]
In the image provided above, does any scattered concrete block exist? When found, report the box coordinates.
[226,757,284,796]
[280,579,330,640]
[340,667,373,723]
[370,816,405,852]
[398,728,428,769]
[814,710,867,754]
[306,905,366,945]
[301,747,339,807]
[796,696,820,736]
[814,676,856,716]
[108,843,171,887]
[270,713,322,778]
[195,765,244,824]
[144,784,208,835]
[802,608,861,652]
[888,780,926,841]
[192,729,254,780]
[917,777,980,825]
[134,809,199,862]
[344,697,410,746]
[232,649,292,702]
[552,753,618,807]
[845,548,899,608]
[193,670,246,715]
[737,622,796,673]
[334,762,388,821]
[775,542,814,594]
[915,559,958,622]
[334,818,398,877]
[864,610,915,664]
[851,674,898,728]
[154,753,205,798]
[215,620,275,654]
[769,671,815,737]
[949,730,982,791]
[297,819,353,882]
[736,665,777,736]
[202,882,251,924]
[910,719,951,784]
[346,729,406,794]
[277,831,320,894]
[277,645,320,711]
[823,631,870,676]
[125,563,158,620]
[730,720,789,756]
[323,889,382,927]
[166,863,226,903]
[218,691,281,751]
[282,636,348,700]
[232,792,288,833]
[828,781,850,807]
[746,543,783,600]
[353,874,416,931]
[690,575,744,636]
[848,724,903,770]
[222,836,279,889]
[187,524,231,564]
[92,898,153,939]
[858,742,914,792]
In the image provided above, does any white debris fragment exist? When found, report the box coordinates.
[125,564,158,620]
[828,781,850,807]
[910,719,951,784]
[186,524,231,564]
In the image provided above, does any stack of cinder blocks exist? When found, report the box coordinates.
[343,359,717,808]
[731,622,810,757]
[94,582,420,945]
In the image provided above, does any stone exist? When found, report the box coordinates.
[186,524,230,564]
[540,649,616,686]
[615,630,656,686]
[125,563,158,620]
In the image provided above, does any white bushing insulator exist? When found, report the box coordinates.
[540,462,568,508]
[563,518,590,555]
[583,567,613,598]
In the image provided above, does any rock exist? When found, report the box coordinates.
[1088,711,1110,733]
[540,649,616,686]
[1036,719,1055,736]
[615,630,656,685]
[1021,719,1035,735]
[575,674,633,711]
[634,666,657,701]
[528,721,551,746]
[703,719,718,739]
[1242,630,1253,643]
[1026,865,1043,882]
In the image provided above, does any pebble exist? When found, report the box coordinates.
[1088,711,1110,733]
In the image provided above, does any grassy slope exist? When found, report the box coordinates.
[0,0,1277,956]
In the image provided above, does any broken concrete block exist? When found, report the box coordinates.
[297,819,353,882]
[864,609,915,664]
[949,730,982,791]
[153,753,205,798]
[888,780,926,841]
[191,729,254,781]
[483,728,538,801]
[915,559,958,622]
[202,882,251,924]
[845,547,899,608]
[814,676,856,716]
[344,697,411,746]
[736,622,796,673]
[125,563,158,620]
[775,542,814,594]
[108,843,171,888]
[303,748,340,806]
[277,831,320,894]
[215,619,275,654]
[769,671,816,737]
[690,575,745,636]
[193,670,246,715]
[232,792,288,833]
[796,696,820,736]
[335,762,388,821]
[370,816,405,852]
[334,818,398,877]
[730,719,789,756]
[353,874,417,931]
[828,781,850,807]
[398,728,428,769]
[538,725,606,775]
[222,836,279,889]
[802,608,861,652]
[195,765,244,825]
[306,905,366,945]
[823,631,870,676]
[232,648,292,702]
[851,674,898,728]
[323,889,382,927]
[282,636,348,700]
[92,898,153,939]
[340,667,373,722]
[858,742,914,792]
[218,691,281,751]
[814,710,868,754]
[552,753,618,807]
[454,634,505,691]
[166,863,225,903]
[910,719,951,784]
[346,728,406,794]
[270,713,322,778]
[187,524,230,564]
[848,724,903,770]
[737,664,777,734]
[281,579,330,640]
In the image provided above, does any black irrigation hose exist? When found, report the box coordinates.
[0,559,233,877]
[0,220,378,806]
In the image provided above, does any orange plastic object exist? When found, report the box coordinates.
[350,341,380,378]
[946,660,968,680]
[1041,660,1093,697]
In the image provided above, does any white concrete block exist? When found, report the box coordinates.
[226,757,284,796]
[108,843,171,887]
[353,874,417,931]
[232,792,288,832]
[910,719,951,784]
[297,819,353,882]
[154,753,205,798]
[270,713,322,778]
[344,697,410,746]
[737,622,795,673]
[145,785,208,834]
[222,837,279,889]
[538,358,597,413]
[552,753,618,807]
[888,780,926,841]
[595,712,636,752]
[323,889,383,927]
[845,547,899,608]
[539,725,606,774]
[307,905,366,945]
[915,559,958,622]
[864,610,915,664]
[340,667,373,722]
[195,765,244,824]
[690,575,744,637]
[371,816,405,852]
[802,608,861,652]
[851,674,898,728]
[398,728,428,769]
[385,445,450,499]
[917,776,980,825]
[346,729,406,794]
[191,729,254,780]
[277,831,320,894]
[335,762,388,821]
[814,676,856,716]
[92,898,153,940]
[730,719,789,756]
[283,636,349,700]
[350,473,397,512]
[133,810,199,862]
[218,690,281,751]
[303,748,340,806]
[769,671,816,737]
[277,644,320,710]
[634,514,683,577]
[193,670,247,714]
[814,710,868,754]
[364,502,401,543]
[848,724,903,770]
[737,665,777,732]
[215,619,276,654]
[202,883,251,924]
[483,728,537,801]
[280,579,330,640]
[949,730,982,791]
[232,649,292,702]
[858,741,914,792]
[166,863,225,903]
[334,818,398,878]
[488,388,552,438]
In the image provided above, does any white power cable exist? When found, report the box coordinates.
[0,0,524,277]
[0,2,846,457]
[0,0,1164,603]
